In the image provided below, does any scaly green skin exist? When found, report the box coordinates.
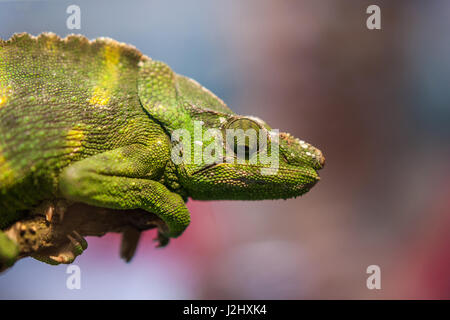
[0,33,324,266]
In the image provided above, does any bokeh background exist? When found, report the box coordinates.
[0,0,449,299]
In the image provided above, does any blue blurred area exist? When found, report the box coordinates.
[404,2,450,139]
[1,0,449,299]
[0,234,198,299]
[0,0,240,109]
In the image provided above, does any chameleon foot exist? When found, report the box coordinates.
[32,230,87,265]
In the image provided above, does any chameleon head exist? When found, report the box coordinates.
[137,62,324,200]
[174,115,325,200]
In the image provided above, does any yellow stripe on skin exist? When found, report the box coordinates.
[89,44,121,106]
[66,128,85,156]
[0,147,15,187]
[0,48,13,109]
[0,85,13,109]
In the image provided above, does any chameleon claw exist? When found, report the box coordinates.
[153,231,170,248]
[49,255,65,264]
[68,230,87,248]
[66,230,88,255]
[45,206,54,222]
[48,252,74,264]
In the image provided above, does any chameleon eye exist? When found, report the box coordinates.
[224,118,267,159]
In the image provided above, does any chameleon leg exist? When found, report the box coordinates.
[0,230,19,271]
[59,144,190,246]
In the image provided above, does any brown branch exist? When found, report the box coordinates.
[2,202,165,271]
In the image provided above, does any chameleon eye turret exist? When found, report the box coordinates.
[223,118,267,160]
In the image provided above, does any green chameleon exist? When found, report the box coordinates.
[0,33,324,267]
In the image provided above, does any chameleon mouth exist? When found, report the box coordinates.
[193,163,218,175]
[193,163,321,182]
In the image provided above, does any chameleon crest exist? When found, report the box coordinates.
[0,33,324,269]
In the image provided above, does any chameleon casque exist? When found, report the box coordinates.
[0,33,324,269]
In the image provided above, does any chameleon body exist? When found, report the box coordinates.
[0,33,324,267]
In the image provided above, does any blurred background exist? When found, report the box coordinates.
[0,0,449,299]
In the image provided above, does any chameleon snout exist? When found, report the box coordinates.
[279,132,325,171]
